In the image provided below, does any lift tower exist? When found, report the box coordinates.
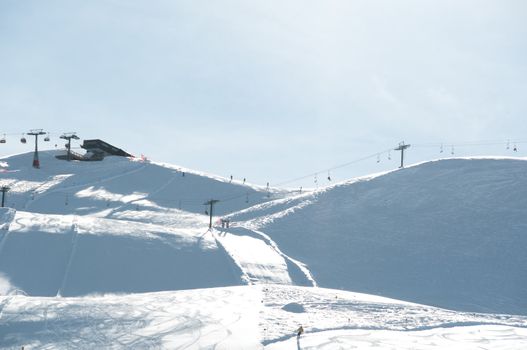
[204,199,220,229]
[27,129,47,168]
[60,132,80,161]
[1,185,9,207]
[394,141,411,168]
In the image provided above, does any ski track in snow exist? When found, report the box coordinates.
[249,229,316,287]
[56,216,79,297]
[212,228,292,285]
[0,285,526,349]
[265,326,527,350]
[0,208,16,256]
[0,228,12,259]
[211,225,317,287]
[23,162,148,211]
[102,168,182,221]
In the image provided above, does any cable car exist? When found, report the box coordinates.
[0,134,5,144]
[20,137,27,144]
[44,134,50,142]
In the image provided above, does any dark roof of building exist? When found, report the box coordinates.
[81,139,133,158]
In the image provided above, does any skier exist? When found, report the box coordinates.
[296,325,304,338]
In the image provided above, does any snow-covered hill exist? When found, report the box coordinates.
[228,157,527,316]
[1,151,527,348]
[0,150,283,216]
[0,151,290,296]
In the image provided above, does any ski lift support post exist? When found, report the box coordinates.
[60,132,80,161]
[1,185,10,207]
[204,199,220,228]
[27,129,47,168]
[394,141,411,168]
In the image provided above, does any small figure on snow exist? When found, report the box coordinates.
[296,325,304,338]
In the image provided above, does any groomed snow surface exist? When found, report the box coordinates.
[0,151,526,348]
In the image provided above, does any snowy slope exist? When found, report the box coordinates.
[0,151,283,216]
[0,151,294,296]
[1,152,527,348]
[228,158,527,315]
[0,211,246,296]
[0,285,525,349]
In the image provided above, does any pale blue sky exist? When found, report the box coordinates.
[1,1,526,186]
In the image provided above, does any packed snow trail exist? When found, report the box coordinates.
[214,226,316,287]
[213,227,294,285]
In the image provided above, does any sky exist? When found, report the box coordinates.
[1,0,526,187]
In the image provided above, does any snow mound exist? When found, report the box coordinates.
[281,302,305,313]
